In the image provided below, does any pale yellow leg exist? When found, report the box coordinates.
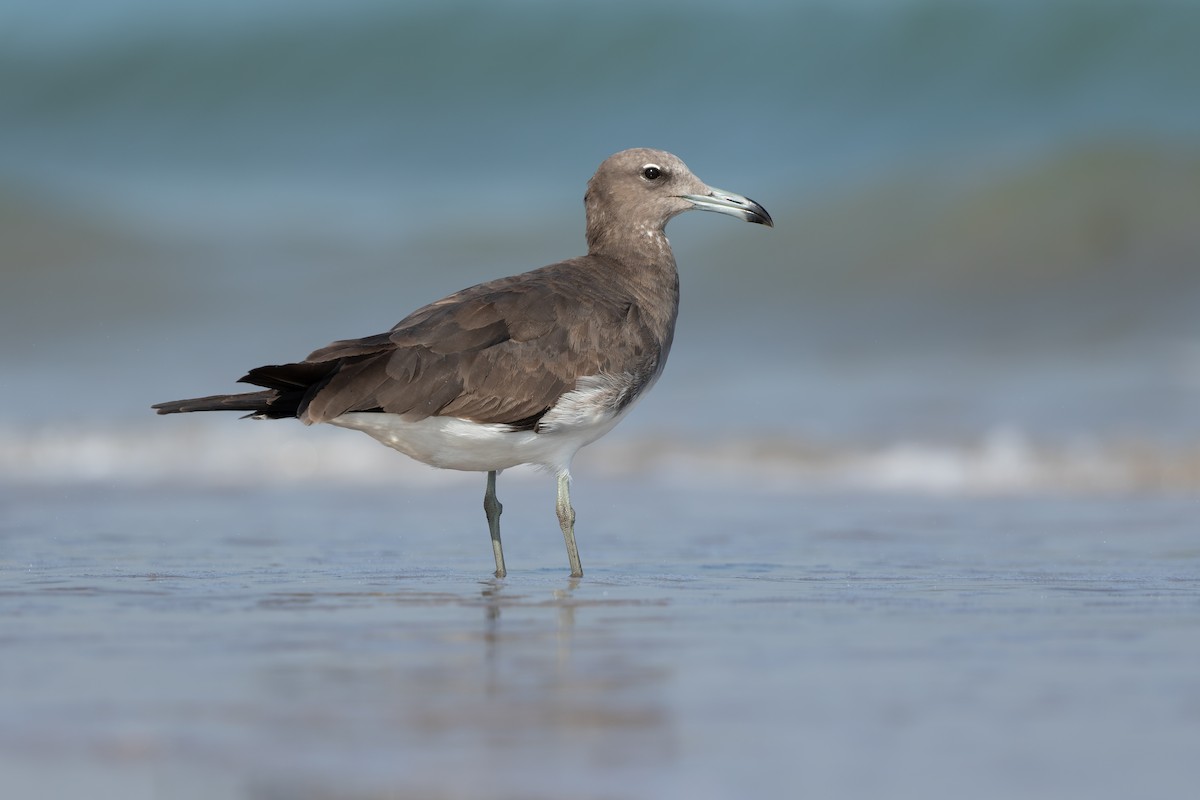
[556,470,583,577]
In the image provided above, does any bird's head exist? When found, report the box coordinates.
[585,148,772,256]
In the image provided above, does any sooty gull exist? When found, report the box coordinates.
[153,148,772,577]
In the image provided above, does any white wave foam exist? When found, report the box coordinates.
[600,431,1136,494]
[0,421,474,488]
[1,422,1196,494]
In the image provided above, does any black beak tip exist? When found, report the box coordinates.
[749,202,774,228]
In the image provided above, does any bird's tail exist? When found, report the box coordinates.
[152,390,278,416]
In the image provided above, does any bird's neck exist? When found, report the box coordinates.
[583,206,680,345]
[585,223,680,357]
[587,225,678,301]
[586,216,676,272]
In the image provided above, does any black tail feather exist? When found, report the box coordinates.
[154,358,345,419]
[239,361,333,392]
[152,390,280,416]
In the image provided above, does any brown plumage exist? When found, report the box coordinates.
[153,148,772,577]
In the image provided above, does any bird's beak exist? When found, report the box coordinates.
[681,187,773,227]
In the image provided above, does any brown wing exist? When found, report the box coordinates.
[247,257,651,427]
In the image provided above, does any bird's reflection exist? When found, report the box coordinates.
[477,575,581,692]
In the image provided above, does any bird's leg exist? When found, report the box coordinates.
[484,470,506,578]
[556,470,583,578]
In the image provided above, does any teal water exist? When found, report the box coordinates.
[3,1,1198,469]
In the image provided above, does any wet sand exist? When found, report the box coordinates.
[2,481,1198,799]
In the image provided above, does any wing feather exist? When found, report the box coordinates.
[247,256,663,428]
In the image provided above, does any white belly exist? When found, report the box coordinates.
[327,371,653,473]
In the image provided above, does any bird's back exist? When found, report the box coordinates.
[245,253,679,433]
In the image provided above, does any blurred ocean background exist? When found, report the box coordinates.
[3,0,1198,492]
[4,4,1200,799]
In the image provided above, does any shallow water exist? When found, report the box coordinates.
[2,480,1197,799]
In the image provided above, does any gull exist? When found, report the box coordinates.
[153,148,772,577]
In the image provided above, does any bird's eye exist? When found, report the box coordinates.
[642,165,662,181]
